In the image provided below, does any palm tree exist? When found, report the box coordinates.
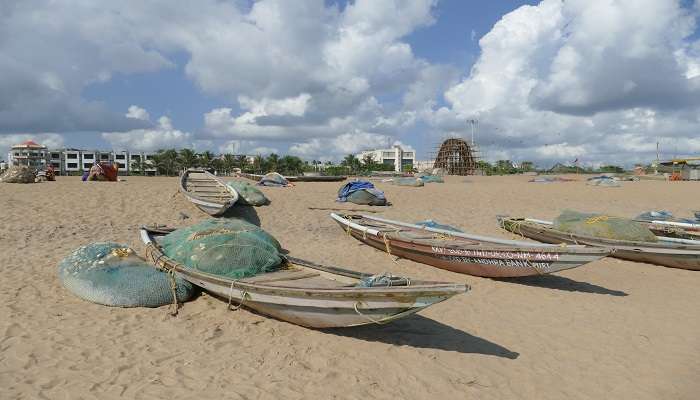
[235,155,248,170]
[198,151,215,169]
[342,154,360,174]
[266,153,280,172]
[222,154,236,175]
[152,149,179,176]
[253,155,264,173]
[178,148,198,170]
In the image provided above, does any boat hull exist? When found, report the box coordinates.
[139,228,467,328]
[180,169,238,216]
[500,218,700,271]
[332,214,609,278]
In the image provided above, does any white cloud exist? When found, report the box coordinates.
[126,105,150,121]
[435,0,700,166]
[288,130,392,160]
[102,108,192,151]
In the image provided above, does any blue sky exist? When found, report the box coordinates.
[3,0,700,167]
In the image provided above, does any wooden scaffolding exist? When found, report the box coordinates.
[431,137,479,175]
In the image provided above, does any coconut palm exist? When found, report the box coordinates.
[198,151,215,169]
[221,154,236,175]
[178,148,198,170]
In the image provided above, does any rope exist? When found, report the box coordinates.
[353,301,389,325]
[147,245,179,316]
[227,281,249,311]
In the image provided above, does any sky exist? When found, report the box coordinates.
[2,0,700,168]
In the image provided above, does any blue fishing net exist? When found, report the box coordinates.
[415,220,463,232]
[226,180,269,206]
[159,219,283,279]
[58,242,194,307]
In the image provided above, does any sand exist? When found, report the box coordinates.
[1,174,698,399]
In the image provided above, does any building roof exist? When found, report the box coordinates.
[12,140,46,149]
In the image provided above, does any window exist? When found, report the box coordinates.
[131,155,141,161]
[145,155,154,160]
[117,162,126,168]
[67,163,78,168]
[115,154,125,160]
[51,162,60,168]
[403,152,413,158]
[383,159,394,165]
[382,151,394,158]
[13,152,19,156]
[51,153,60,159]
[84,163,93,169]
[402,159,413,166]
[83,154,94,159]
[67,153,77,159]
[100,154,109,160]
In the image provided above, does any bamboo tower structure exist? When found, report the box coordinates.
[432,137,479,175]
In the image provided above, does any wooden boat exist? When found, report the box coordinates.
[239,172,346,182]
[331,214,610,278]
[140,226,467,328]
[179,169,238,216]
[499,217,700,270]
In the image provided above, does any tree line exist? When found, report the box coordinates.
[131,149,309,176]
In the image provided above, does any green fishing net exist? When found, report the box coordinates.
[226,180,269,206]
[553,210,657,242]
[58,242,194,307]
[392,177,424,187]
[159,219,283,279]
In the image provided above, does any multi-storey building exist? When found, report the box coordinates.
[7,140,48,168]
[356,145,415,172]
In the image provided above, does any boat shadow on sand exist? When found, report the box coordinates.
[495,275,628,296]
[325,315,519,359]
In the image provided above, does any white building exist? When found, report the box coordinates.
[63,150,81,173]
[7,140,48,168]
[357,145,415,172]
[81,151,97,171]
[112,151,129,173]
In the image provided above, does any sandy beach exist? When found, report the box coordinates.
[1,175,699,399]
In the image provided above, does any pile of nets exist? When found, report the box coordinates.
[415,220,463,232]
[337,180,388,206]
[0,166,35,183]
[586,176,620,187]
[259,172,289,187]
[58,242,194,307]
[159,219,284,279]
[392,177,424,187]
[416,174,444,183]
[226,181,269,206]
[553,210,657,242]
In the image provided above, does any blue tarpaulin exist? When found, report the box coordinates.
[337,181,377,201]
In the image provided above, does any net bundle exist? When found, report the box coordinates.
[159,219,283,279]
[58,242,194,307]
[226,180,269,206]
[553,210,657,242]
[392,177,424,187]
